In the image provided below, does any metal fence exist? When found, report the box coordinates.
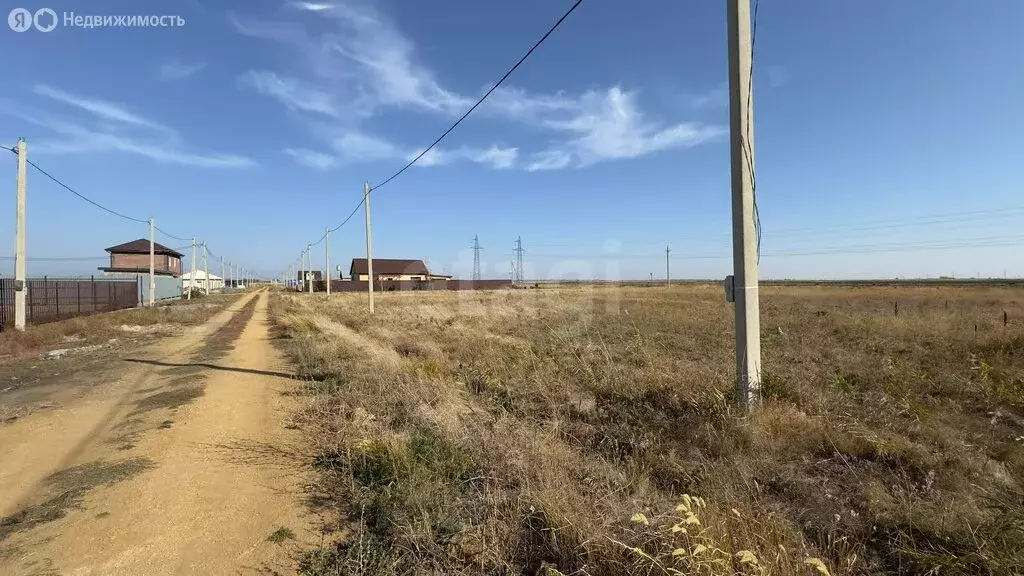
[305,279,515,292]
[0,276,139,331]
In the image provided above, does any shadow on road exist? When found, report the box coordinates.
[123,359,295,380]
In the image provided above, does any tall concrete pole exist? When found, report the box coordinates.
[148,218,156,306]
[299,251,305,292]
[307,243,313,294]
[202,242,209,295]
[13,138,27,330]
[364,181,374,314]
[325,227,331,296]
[188,237,196,300]
[220,256,225,292]
[727,0,761,409]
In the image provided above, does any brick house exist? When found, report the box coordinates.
[349,258,450,281]
[99,239,183,278]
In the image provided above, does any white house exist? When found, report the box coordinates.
[181,270,224,292]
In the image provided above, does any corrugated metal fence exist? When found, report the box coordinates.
[307,280,514,292]
[0,277,139,331]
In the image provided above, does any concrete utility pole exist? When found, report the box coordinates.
[188,237,197,300]
[220,256,225,292]
[727,0,761,409]
[325,227,331,297]
[299,250,305,292]
[202,242,209,295]
[665,244,671,286]
[13,138,27,330]
[148,218,156,306]
[307,243,313,294]
[364,181,374,314]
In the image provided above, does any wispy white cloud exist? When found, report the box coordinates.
[467,145,518,169]
[332,131,402,163]
[484,87,578,121]
[34,84,169,132]
[10,87,254,168]
[404,145,519,169]
[684,83,728,109]
[525,149,572,172]
[285,147,337,169]
[537,87,725,167]
[242,70,340,117]
[287,1,333,12]
[159,60,206,82]
[236,3,717,172]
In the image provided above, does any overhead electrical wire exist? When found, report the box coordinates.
[524,205,1024,249]
[9,147,197,241]
[293,0,584,263]
[155,226,191,242]
[10,149,147,224]
[370,0,583,193]
[521,235,1024,261]
[6,146,240,273]
[0,256,107,262]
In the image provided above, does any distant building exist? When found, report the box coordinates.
[349,258,449,282]
[99,239,183,278]
[181,270,224,291]
[296,270,323,282]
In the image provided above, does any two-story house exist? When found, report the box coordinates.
[98,239,183,278]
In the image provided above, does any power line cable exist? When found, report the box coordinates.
[744,0,761,259]
[8,148,200,243]
[0,256,108,262]
[155,226,191,242]
[302,0,582,254]
[370,0,583,193]
[11,150,148,224]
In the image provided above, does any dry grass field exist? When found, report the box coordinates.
[270,284,1024,575]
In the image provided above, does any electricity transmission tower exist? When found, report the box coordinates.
[665,244,671,286]
[514,236,525,283]
[472,235,482,282]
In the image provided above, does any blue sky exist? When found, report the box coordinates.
[1,0,1022,280]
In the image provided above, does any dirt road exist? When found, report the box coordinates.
[0,291,312,575]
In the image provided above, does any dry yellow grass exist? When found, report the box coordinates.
[270,284,1024,575]
[0,293,241,361]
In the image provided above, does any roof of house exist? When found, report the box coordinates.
[96,267,177,276]
[349,258,429,276]
[105,239,184,258]
[181,270,223,280]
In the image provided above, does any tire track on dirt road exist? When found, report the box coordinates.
[0,291,314,575]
